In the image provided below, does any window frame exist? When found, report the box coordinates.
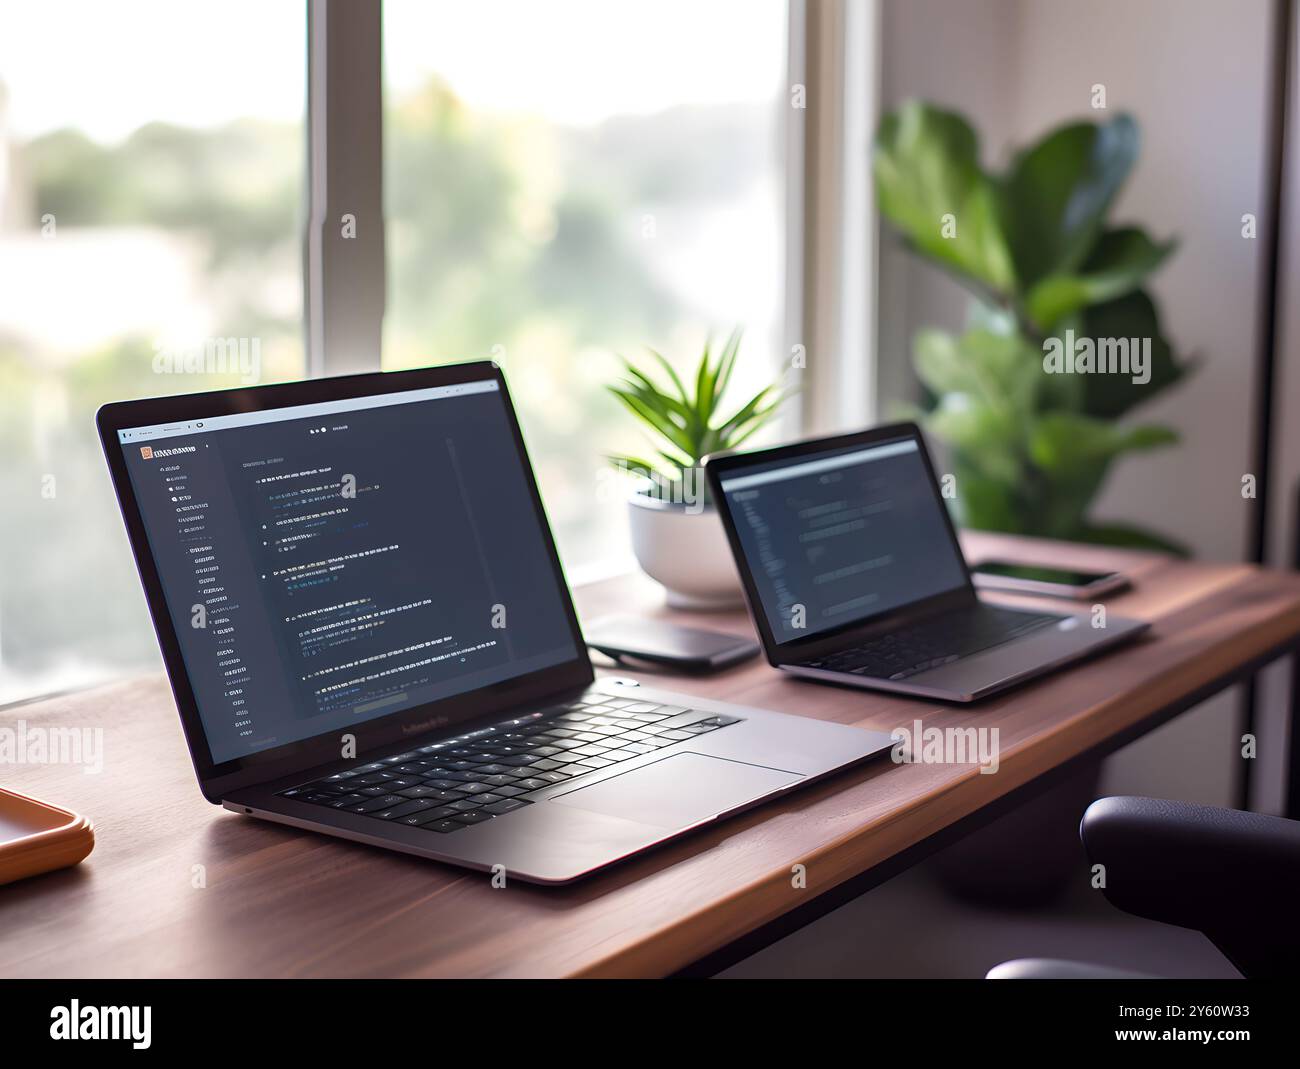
[787,0,880,434]
[309,0,879,425]
[305,0,385,377]
[2,0,881,707]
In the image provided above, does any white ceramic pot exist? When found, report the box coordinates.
[627,492,746,610]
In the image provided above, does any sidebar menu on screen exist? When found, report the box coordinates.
[121,388,577,764]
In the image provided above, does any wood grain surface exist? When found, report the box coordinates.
[1,532,1298,978]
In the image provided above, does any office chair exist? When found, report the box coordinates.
[986,796,1300,979]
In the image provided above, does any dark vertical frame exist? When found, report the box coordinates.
[1242,0,1295,812]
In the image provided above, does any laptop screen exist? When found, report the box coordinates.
[716,434,969,643]
[117,380,579,765]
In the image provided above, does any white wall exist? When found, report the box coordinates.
[878,0,1279,807]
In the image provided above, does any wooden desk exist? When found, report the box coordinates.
[3,533,1300,978]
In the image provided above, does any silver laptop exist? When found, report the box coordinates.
[704,423,1149,702]
[97,363,894,884]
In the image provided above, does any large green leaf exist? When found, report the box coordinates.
[1025,227,1175,330]
[912,328,973,397]
[947,458,1026,533]
[1074,289,1189,418]
[1029,411,1177,476]
[923,393,1023,484]
[873,102,1016,292]
[1000,113,1139,287]
[914,326,1046,420]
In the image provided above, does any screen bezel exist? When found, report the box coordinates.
[97,361,593,802]
[703,422,977,661]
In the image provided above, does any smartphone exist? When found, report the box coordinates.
[971,560,1130,600]
[584,616,760,673]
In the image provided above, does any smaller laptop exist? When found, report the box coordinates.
[704,423,1149,702]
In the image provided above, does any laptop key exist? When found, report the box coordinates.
[557,764,592,777]
[484,799,531,815]
[452,811,493,825]
[401,806,459,826]
[348,795,405,813]
[397,785,439,798]
[653,711,709,730]
[378,799,438,819]
[308,780,352,793]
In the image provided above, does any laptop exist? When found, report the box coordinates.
[703,423,1149,702]
[97,363,895,884]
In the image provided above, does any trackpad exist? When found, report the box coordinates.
[549,753,802,829]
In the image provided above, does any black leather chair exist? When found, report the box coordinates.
[987,796,1300,979]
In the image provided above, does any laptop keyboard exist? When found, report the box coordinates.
[799,606,1060,681]
[277,694,743,835]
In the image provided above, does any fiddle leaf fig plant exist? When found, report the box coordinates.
[873,101,1193,551]
[606,327,790,500]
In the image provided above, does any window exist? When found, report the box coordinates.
[0,0,852,707]
[0,1,306,701]
[382,0,790,573]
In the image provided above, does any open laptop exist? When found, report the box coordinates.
[703,423,1149,702]
[97,363,895,884]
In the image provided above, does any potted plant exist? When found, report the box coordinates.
[607,328,790,608]
[873,101,1193,552]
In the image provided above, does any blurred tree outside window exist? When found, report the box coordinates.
[0,1,306,701]
[0,0,788,705]
[382,0,789,572]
